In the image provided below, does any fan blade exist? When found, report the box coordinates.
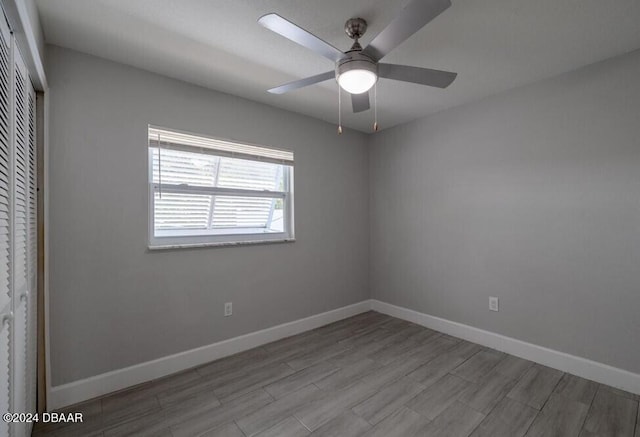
[268,71,335,94]
[259,13,345,62]
[351,92,370,113]
[362,0,451,61]
[378,63,457,88]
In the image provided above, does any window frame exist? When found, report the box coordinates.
[147,126,295,249]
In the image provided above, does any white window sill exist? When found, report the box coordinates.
[148,238,296,251]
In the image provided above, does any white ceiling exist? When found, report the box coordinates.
[36,0,640,133]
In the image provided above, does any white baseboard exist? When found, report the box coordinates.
[48,300,373,410]
[50,298,640,410]
[371,300,640,396]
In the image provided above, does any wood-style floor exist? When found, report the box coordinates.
[35,311,640,437]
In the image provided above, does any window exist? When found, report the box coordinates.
[148,126,294,248]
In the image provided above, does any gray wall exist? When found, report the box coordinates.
[48,42,640,386]
[370,49,640,374]
[47,46,370,386]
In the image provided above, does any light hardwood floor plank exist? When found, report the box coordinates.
[351,376,427,425]
[308,411,371,436]
[507,364,564,409]
[420,402,485,437]
[525,393,589,437]
[315,357,383,390]
[459,370,518,415]
[470,397,538,437]
[362,406,431,437]
[254,416,310,437]
[491,355,534,380]
[264,361,339,399]
[406,374,473,420]
[170,389,274,437]
[236,384,319,436]
[580,387,638,437]
[553,374,598,406]
[198,422,246,437]
[451,350,505,383]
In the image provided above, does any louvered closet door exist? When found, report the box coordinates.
[0,14,12,437]
[12,46,28,437]
[11,43,36,437]
[26,72,36,422]
[0,11,38,436]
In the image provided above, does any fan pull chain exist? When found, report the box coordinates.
[373,82,379,132]
[338,85,343,134]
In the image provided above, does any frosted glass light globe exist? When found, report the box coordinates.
[338,69,377,94]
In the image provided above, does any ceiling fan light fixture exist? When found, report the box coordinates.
[336,55,378,94]
[338,69,377,94]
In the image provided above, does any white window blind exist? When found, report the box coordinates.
[148,127,294,248]
[148,127,294,166]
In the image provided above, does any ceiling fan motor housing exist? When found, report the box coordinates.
[335,52,378,82]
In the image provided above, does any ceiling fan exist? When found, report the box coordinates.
[258,0,457,118]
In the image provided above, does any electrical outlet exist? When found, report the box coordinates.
[489,297,499,312]
[224,302,233,317]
